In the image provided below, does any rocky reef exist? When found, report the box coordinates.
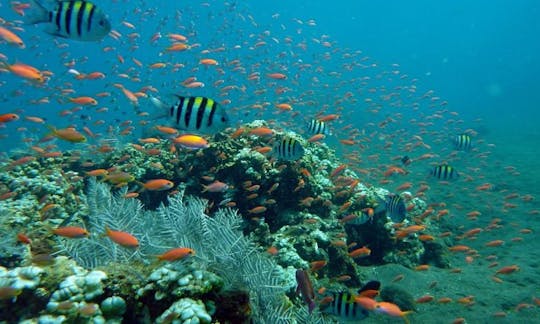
[0,121,447,322]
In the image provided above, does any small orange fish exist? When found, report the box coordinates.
[0,26,25,48]
[2,62,44,83]
[53,226,89,238]
[141,179,174,191]
[200,58,219,65]
[173,134,209,149]
[202,181,229,193]
[495,265,520,275]
[68,96,98,105]
[415,264,430,271]
[373,301,413,320]
[348,246,371,258]
[484,240,504,247]
[16,233,32,245]
[156,247,195,261]
[48,126,87,143]
[309,260,327,272]
[354,296,377,311]
[248,206,267,214]
[166,43,190,52]
[104,226,139,248]
[0,113,19,123]
[249,127,274,137]
[155,125,178,135]
[85,169,109,177]
[267,72,287,80]
[416,295,434,303]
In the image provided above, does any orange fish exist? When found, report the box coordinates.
[166,42,190,52]
[200,58,219,65]
[374,301,412,322]
[104,226,139,248]
[68,96,98,105]
[48,126,87,143]
[348,246,371,258]
[141,179,174,191]
[156,247,195,261]
[53,226,89,238]
[173,134,209,149]
[495,265,520,275]
[16,233,32,245]
[155,125,178,135]
[0,26,25,48]
[248,206,267,214]
[267,72,287,80]
[249,127,274,137]
[2,62,44,83]
[0,113,19,123]
[309,260,327,272]
[354,296,378,310]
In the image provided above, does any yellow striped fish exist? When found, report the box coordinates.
[25,0,111,41]
[150,95,230,134]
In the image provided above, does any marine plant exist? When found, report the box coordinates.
[58,179,302,322]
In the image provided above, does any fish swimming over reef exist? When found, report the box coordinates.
[383,194,407,223]
[452,133,472,151]
[273,136,304,161]
[430,164,459,180]
[321,281,381,321]
[307,119,331,135]
[149,95,229,134]
[25,0,111,41]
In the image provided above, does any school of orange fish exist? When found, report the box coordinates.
[1,1,539,322]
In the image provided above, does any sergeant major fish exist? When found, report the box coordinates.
[321,281,381,321]
[452,133,472,151]
[150,95,229,135]
[25,0,111,41]
[273,136,304,161]
[307,119,331,135]
[430,164,459,180]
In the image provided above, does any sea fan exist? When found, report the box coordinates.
[59,180,301,322]
[56,179,155,268]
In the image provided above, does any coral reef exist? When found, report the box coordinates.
[0,120,443,323]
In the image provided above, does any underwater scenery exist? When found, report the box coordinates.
[1,0,539,323]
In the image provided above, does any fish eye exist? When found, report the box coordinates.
[99,20,105,26]
[221,116,227,122]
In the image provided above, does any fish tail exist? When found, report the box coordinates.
[402,311,413,324]
[148,96,169,120]
[24,0,50,25]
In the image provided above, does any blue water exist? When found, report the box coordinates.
[256,0,540,128]
[1,1,540,322]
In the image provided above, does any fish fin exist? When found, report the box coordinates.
[24,0,50,25]
[148,96,170,120]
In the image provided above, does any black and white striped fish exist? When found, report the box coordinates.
[385,194,407,223]
[150,95,229,134]
[307,119,331,135]
[273,136,304,161]
[452,133,472,151]
[25,0,111,41]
